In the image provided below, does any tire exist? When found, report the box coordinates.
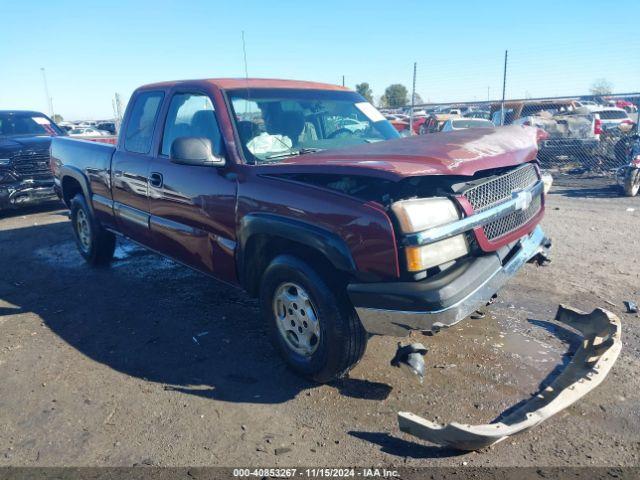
[259,254,367,383]
[70,193,116,266]
[419,124,426,135]
[614,137,632,166]
[623,169,640,197]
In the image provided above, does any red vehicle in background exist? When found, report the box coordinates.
[384,114,410,134]
[610,99,638,113]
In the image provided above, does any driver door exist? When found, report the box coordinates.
[146,90,237,280]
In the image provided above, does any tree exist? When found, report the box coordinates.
[590,78,613,96]
[382,84,408,108]
[355,82,373,103]
[412,92,424,105]
[52,114,64,124]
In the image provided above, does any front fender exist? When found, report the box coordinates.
[237,213,357,289]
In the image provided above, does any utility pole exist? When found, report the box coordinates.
[409,62,417,135]
[342,75,345,87]
[487,86,490,102]
[40,67,54,118]
[500,50,508,126]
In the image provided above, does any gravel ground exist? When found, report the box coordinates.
[0,178,639,468]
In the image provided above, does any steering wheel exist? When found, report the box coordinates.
[327,128,355,139]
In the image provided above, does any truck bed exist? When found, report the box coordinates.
[51,137,115,177]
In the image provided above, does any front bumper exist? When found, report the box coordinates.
[398,304,622,450]
[0,181,58,209]
[349,226,548,336]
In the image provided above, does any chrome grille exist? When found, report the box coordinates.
[464,163,538,212]
[12,150,52,180]
[482,194,541,240]
[462,163,541,241]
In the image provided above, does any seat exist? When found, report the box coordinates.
[237,120,260,144]
[269,111,305,146]
[190,110,222,153]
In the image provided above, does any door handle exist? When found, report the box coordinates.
[149,172,163,188]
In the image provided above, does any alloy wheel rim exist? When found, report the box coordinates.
[76,209,91,252]
[273,282,320,357]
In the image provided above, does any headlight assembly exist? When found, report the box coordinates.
[391,197,470,271]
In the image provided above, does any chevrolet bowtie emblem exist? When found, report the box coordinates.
[512,190,533,211]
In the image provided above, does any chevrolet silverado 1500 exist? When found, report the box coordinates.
[51,78,552,384]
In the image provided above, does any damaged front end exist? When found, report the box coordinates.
[0,150,57,209]
[0,179,58,209]
[397,305,622,451]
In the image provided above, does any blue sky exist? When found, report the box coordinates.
[1,0,639,119]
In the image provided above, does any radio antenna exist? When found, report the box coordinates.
[241,30,251,116]
[241,30,249,79]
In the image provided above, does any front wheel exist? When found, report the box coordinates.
[623,168,640,197]
[259,255,368,383]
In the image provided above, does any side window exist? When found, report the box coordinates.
[161,93,222,156]
[124,91,163,154]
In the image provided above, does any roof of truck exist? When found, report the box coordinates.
[140,78,350,91]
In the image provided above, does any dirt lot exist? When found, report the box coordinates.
[1,176,639,468]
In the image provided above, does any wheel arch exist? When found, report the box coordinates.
[237,213,357,297]
[60,166,93,212]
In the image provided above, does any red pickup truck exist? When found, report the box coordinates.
[51,78,549,383]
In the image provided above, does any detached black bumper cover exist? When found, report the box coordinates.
[398,305,622,450]
[0,181,57,209]
[348,226,548,336]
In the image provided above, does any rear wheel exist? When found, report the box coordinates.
[623,168,640,197]
[259,254,367,383]
[70,194,116,266]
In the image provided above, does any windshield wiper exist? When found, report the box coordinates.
[264,147,324,160]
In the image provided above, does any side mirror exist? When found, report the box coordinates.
[170,137,225,166]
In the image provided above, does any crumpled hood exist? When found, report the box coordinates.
[255,125,540,181]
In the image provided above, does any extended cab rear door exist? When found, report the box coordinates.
[111,90,164,246]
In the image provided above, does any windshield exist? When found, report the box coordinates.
[228,89,399,163]
[0,112,63,137]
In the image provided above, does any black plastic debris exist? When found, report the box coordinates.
[529,250,552,266]
[391,343,428,383]
[624,300,638,314]
[528,237,552,266]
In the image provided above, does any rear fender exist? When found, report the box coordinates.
[59,165,93,213]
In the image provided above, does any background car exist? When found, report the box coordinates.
[335,117,369,133]
[596,108,634,128]
[464,110,491,120]
[440,118,494,131]
[418,113,462,134]
[68,127,110,137]
[96,122,117,135]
